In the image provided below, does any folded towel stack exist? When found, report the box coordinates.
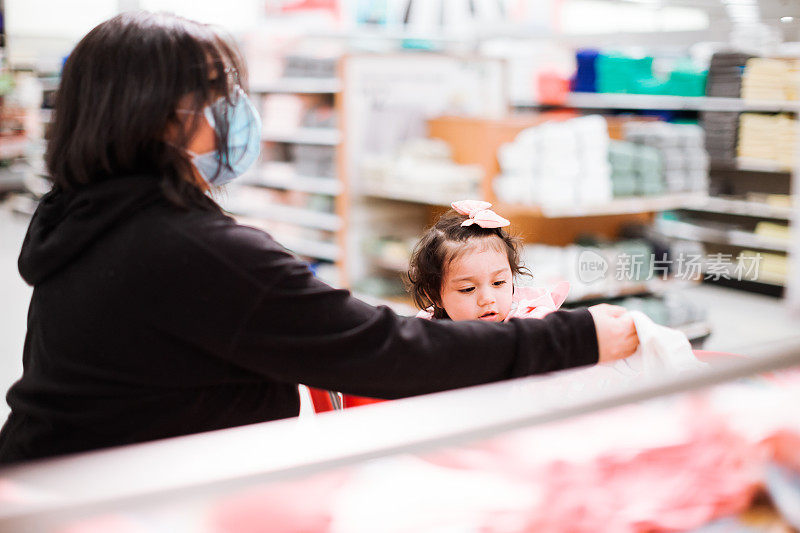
[494,115,613,207]
[705,52,755,98]
[737,113,798,169]
[741,58,800,101]
[702,111,740,166]
[623,122,709,193]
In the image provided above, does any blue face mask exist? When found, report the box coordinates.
[188,86,262,186]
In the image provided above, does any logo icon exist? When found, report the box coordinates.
[577,249,608,284]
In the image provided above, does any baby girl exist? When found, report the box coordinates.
[407,200,569,322]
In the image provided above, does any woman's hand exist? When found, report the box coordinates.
[588,304,639,363]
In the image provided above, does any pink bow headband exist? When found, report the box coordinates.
[451,200,510,228]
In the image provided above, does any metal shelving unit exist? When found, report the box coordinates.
[241,165,341,196]
[684,197,793,221]
[511,90,797,298]
[234,73,345,281]
[224,199,342,232]
[513,93,800,113]
[250,77,341,95]
[261,127,341,146]
[655,218,790,254]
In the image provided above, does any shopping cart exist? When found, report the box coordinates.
[306,388,383,413]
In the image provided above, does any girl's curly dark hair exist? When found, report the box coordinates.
[405,209,530,319]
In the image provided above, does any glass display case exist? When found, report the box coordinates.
[1,341,799,532]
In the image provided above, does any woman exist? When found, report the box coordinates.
[0,11,637,464]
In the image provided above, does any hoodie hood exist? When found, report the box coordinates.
[18,175,164,286]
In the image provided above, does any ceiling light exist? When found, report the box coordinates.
[781,16,795,23]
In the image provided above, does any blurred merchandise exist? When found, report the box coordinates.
[522,241,676,301]
[292,144,337,177]
[739,250,788,286]
[572,49,599,93]
[754,220,791,243]
[618,293,707,331]
[361,138,482,203]
[494,114,612,207]
[608,140,663,197]
[260,93,337,133]
[282,54,338,79]
[623,121,709,194]
[741,58,800,101]
[596,53,657,94]
[705,51,755,98]
[536,70,570,106]
[702,111,740,166]
[737,113,798,169]
[495,116,709,207]
[593,52,706,97]
[362,235,418,273]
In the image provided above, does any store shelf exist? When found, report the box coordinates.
[241,170,341,196]
[0,136,28,160]
[353,292,418,317]
[684,197,794,221]
[364,186,709,218]
[0,168,25,192]
[279,236,340,262]
[261,128,340,146]
[512,93,800,113]
[370,255,410,272]
[499,193,710,218]
[656,219,791,253]
[362,183,456,207]
[234,214,340,261]
[250,78,341,94]
[565,278,685,305]
[313,27,496,43]
[727,273,786,287]
[41,108,54,125]
[728,230,791,253]
[711,159,793,174]
[702,276,785,298]
[728,158,793,174]
[224,201,342,231]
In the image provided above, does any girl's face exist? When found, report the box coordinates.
[439,238,514,322]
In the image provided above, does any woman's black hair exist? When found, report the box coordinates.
[46,11,247,210]
[406,209,530,319]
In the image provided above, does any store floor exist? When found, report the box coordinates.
[1,205,798,423]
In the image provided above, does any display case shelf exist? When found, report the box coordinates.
[684,197,794,221]
[250,77,341,94]
[279,236,340,262]
[513,93,800,113]
[261,128,341,146]
[656,219,791,253]
[364,186,710,219]
[241,170,341,196]
[225,201,342,232]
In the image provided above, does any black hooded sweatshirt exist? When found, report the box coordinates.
[0,175,598,464]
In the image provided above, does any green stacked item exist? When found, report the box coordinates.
[596,53,657,94]
[608,141,637,197]
[607,141,665,197]
[632,77,667,95]
[596,53,707,96]
[665,67,708,97]
[636,145,665,195]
